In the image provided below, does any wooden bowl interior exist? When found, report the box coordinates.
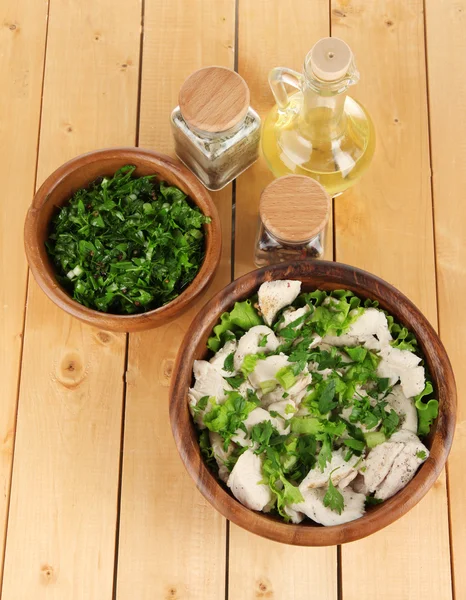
[170,261,456,546]
[25,149,221,332]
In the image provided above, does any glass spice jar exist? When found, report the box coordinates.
[171,66,261,191]
[254,175,331,267]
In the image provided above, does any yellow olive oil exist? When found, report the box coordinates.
[262,92,375,197]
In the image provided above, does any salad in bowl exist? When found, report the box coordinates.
[188,280,439,526]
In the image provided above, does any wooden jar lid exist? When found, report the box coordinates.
[260,175,331,243]
[179,66,250,133]
[309,37,353,81]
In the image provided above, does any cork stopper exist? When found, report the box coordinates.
[309,37,353,82]
[260,176,331,243]
[179,66,250,133]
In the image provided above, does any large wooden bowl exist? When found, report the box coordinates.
[24,148,221,332]
[170,261,456,546]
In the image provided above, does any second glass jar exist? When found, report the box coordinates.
[254,175,331,267]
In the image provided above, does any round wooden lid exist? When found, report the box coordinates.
[309,37,352,82]
[260,175,331,242]
[179,66,250,133]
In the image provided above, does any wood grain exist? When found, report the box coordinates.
[331,0,453,598]
[179,66,250,133]
[0,0,48,582]
[1,0,141,597]
[424,1,466,597]
[115,1,235,598]
[232,0,337,597]
[260,175,331,242]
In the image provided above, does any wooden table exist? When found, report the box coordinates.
[0,0,463,598]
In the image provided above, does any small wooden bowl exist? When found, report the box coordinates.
[170,261,456,546]
[24,148,222,332]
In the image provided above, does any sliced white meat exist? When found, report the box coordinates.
[189,360,231,427]
[323,308,392,351]
[309,334,323,349]
[350,473,369,495]
[261,371,312,407]
[258,280,302,326]
[209,339,238,376]
[374,430,429,500]
[284,505,305,524]
[248,354,289,389]
[231,407,289,447]
[377,346,425,398]
[279,305,310,330]
[363,440,405,493]
[399,367,425,399]
[338,471,359,489]
[292,486,365,526]
[192,360,231,401]
[209,432,234,483]
[385,384,418,433]
[227,449,272,511]
[267,399,297,419]
[299,449,362,490]
[234,325,279,370]
[237,381,259,399]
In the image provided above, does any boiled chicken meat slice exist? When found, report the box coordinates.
[261,372,312,407]
[323,308,392,351]
[209,338,238,376]
[377,346,425,398]
[279,305,310,330]
[284,505,305,524]
[188,360,231,427]
[231,407,289,447]
[362,430,429,500]
[299,449,362,490]
[209,432,234,483]
[258,280,302,326]
[227,449,272,511]
[266,399,297,419]
[292,486,366,526]
[248,354,290,389]
[385,384,418,433]
[233,325,279,370]
[374,430,429,500]
[363,439,405,493]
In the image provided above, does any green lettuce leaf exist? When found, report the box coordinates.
[207,299,262,351]
[414,381,439,436]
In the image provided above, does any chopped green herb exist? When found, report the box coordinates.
[223,352,235,373]
[224,374,245,389]
[258,334,269,348]
[46,166,210,314]
[323,470,345,514]
[416,450,427,460]
[318,379,338,415]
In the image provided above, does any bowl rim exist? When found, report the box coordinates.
[169,260,456,546]
[24,147,222,332]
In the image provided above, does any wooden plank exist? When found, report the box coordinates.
[424,1,466,597]
[230,2,337,599]
[331,1,452,598]
[1,0,142,597]
[0,0,48,581]
[115,2,234,598]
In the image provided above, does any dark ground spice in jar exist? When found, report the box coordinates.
[254,175,330,267]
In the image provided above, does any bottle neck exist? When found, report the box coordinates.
[299,55,359,142]
[300,84,348,142]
